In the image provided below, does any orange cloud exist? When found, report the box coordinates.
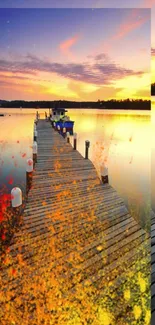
[59,34,81,59]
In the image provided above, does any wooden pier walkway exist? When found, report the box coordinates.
[0,120,150,325]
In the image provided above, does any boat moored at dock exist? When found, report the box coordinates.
[49,108,74,135]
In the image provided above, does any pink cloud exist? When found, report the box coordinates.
[112,9,150,41]
[59,34,81,59]
[142,0,155,7]
[91,9,150,58]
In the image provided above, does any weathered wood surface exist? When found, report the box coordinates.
[0,120,150,325]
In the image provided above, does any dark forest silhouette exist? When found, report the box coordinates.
[152,83,155,96]
[0,98,151,110]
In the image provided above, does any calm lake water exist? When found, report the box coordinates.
[0,108,151,230]
[151,97,155,213]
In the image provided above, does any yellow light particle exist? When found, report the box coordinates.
[144,309,151,325]
[96,245,103,251]
[98,307,114,325]
[133,305,142,320]
[124,289,130,301]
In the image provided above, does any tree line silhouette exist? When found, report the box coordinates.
[152,83,155,95]
[0,98,151,110]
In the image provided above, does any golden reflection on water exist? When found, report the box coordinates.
[0,108,151,227]
[68,109,151,228]
[151,97,155,211]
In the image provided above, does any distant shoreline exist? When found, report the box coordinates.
[152,83,155,95]
[0,99,151,110]
[0,107,151,111]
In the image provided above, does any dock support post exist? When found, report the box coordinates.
[100,163,109,184]
[34,125,36,134]
[66,132,70,143]
[11,187,22,216]
[63,127,66,138]
[34,130,37,142]
[36,112,39,121]
[26,158,33,194]
[85,140,90,159]
[33,141,38,166]
[73,133,77,150]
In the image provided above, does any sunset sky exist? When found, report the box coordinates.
[0,0,153,101]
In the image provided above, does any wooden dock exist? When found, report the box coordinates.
[0,120,150,325]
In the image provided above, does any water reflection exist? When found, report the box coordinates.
[151,97,155,212]
[0,108,151,229]
[0,114,33,201]
[68,109,151,229]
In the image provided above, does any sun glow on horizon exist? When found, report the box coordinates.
[152,56,155,83]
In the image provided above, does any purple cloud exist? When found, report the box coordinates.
[0,54,145,86]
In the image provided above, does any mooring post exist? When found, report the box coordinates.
[34,130,37,142]
[85,140,90,159]
[53,122,56,130]
[73,133,77,150]
[11,187,22,216]
[26,158,33,194]
[63,127,66,138]
[100,163,109,184]
[66,132,70,143]
[57,125,61,134]
[36,111,39,121]
[33,141,38,166]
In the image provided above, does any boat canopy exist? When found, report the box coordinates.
[51,108,68,117]
[52,108,67,113]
